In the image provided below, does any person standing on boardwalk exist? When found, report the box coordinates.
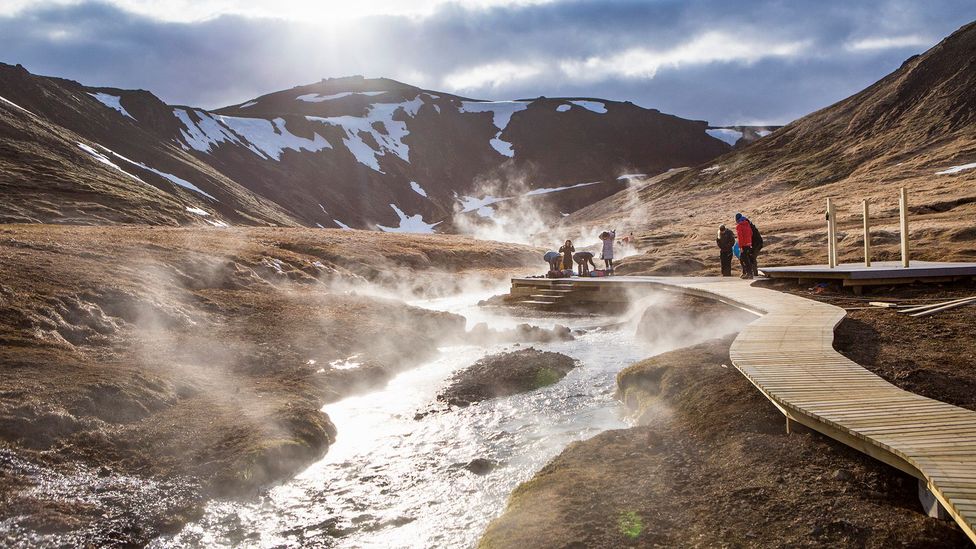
[735,213,755,279]
[748,219,763,277]
[559,240,575,270]
[716,225,736,276]
[600,230,616,273]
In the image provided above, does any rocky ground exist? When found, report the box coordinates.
[480,296,970,548]
[437,348,577,407]
[0,224,536,546]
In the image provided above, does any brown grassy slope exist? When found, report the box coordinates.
[0,225,537,545]
[565,21,976,275]
[0,63,300,226]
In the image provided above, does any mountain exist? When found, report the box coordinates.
[0,67,734,230]
[566,20,976,274]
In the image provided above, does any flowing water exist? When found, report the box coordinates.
[156,291,660,548]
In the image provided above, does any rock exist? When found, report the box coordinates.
[436,349,578,406]
[464,458,497,475]
[831,469,852,482]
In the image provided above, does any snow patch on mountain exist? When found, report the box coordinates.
[240,101,258,109]
[186,207,210,216]
[0,94,35,116]
[77,143,145,183]
[101,145,219,201]
[458,195,510,216]
[706,128,743,146]
[556,104,571,112]
[376,204,440,233]
[174,108,257,155]
[458,101,529,157]
[308,98,423,173]
[935,162,976,175]
[570,100,607,114]
[88,93,135,120]
[297,91,387,102]
[219,116,332,160]
[525,180,602,195]
[174,108,332,161]
[756,129,772,137]
[334,219,352,230]
[410,181,428,197]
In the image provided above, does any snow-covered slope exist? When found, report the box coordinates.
[0,68,732,230]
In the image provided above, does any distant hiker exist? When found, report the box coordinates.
[559,240,575,270]
[748,219,763,277]
[716,224,736,277]
[600,230,616,273]
[573,251,596,277]
[735,213,755,279]
[543,251,562,272]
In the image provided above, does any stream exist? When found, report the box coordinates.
[155,290,661,548]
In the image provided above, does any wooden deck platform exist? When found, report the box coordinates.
[760,260,976,288]
[510,275,976,542]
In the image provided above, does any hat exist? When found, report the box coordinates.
[735,213,743,222]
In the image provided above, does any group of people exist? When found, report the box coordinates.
[717,213,763,279]
[544,230,616,277]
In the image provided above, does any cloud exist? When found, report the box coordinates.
[845,34,933,51]
[1,0,974,126]
[559,32,811,81]
[443,61,544,90]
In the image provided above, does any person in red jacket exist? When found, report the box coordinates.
[735,213,755,279]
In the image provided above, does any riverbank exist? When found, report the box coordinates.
[0,225,536,546]
[481,296,970,547]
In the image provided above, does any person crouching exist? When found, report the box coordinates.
[573,251,596,277]
[543,250,562,272]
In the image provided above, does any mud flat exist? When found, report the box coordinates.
[481,298,969,547]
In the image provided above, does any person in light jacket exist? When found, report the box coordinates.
[600,230,616,273]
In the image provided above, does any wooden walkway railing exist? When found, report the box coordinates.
[651,277,976,543]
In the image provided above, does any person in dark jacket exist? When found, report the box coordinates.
[748,220,763,276]
[735,213,755,279]
[716,225,736,276]
[573,251,596,276]
[559,240,575,270]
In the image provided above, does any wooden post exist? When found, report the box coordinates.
[826,198,837,268]
[863,199,871,267]
[900,187,910,268]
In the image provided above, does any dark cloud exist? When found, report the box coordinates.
[1,0,974,124]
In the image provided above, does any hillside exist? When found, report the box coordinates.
[0,68,733,231]
[566,21,976,275]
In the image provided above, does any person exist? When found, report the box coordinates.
[734,213,755,279]
[573,251,597,276]
[600,229,616,273]
[748,219,763,277]
[543,251,561,272]
[559,240,575,270]
[716,224,736,276]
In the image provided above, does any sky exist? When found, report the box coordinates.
[1,0,974,125]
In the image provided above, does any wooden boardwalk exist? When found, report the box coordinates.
[511,276,976,542]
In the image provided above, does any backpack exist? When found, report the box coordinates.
[749,222,763,252]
